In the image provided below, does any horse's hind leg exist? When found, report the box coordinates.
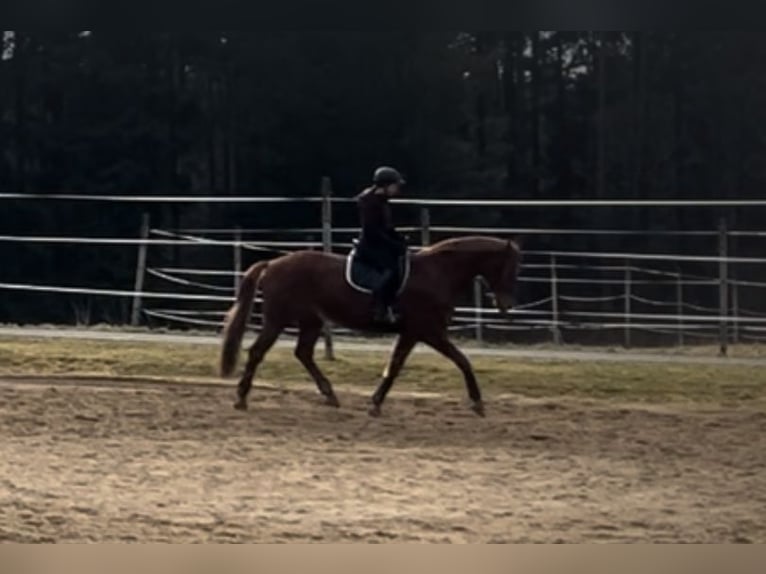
[235,321,282,411]
[295,318,340,407]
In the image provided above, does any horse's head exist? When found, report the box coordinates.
[484,238,522,316]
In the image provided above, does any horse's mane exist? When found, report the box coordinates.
[420,236,510,255]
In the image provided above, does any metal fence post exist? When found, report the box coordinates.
[550,255,562,345]
[624,260,632,348]
[233,226,242,294]
[474,277,484,345]
[321,177,335,360]
[718,218,729,357]
[676,266,684,347]
[730,211,740,346]
[130,212,150,326]
[732,275,740,345]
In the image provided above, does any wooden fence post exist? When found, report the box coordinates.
[130,212,150,326]
[321,177,335,360]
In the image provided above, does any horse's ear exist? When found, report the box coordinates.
[509,235,523,250]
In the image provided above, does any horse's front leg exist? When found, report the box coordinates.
[295,318,340,407]
[422,333,484,417]
[369,334,417,417]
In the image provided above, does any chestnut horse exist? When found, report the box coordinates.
[220,236,521,416]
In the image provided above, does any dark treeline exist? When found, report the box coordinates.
[1,31,765,329]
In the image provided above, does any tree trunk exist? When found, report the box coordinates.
[530,31,542,195]
[502,32,522,187]
[672,34,684,199]
[169,34,181,191]
[630,32,648,201]
[207,75,217,193]
[223,52,236,196]
[13,32,28,193]
[596,32,607,198]
[166,34,182,265]
[555,32,570,189]
[474,33,490,160]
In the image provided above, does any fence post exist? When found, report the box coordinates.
[624,260,632,348]
[474,277,484,345]
[676,266,684,347]
[130,212,150,326]
[321,176,335,361]
[732,275,740,345]
[730,210,740,346]
[233,227,242,294]
[550,255,562,345]
[420,207,431,247]
[718,218,729,357]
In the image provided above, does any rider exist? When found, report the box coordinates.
[356,166,408,325]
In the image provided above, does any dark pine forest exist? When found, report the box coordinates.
[1,31,765,330]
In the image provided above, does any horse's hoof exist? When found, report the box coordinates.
[368,404,382,418]
[233,399,248,411]
[471,401,486,417]
[325,394,341,408]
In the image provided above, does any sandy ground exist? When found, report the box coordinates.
[1,377,765,543]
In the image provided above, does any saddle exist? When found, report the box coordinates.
[345,239,411,295]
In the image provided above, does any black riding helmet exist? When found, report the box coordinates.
[373,166,406,187]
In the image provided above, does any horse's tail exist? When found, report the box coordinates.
[220,260,269,378]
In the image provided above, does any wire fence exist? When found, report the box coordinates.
[1,185,765,355]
